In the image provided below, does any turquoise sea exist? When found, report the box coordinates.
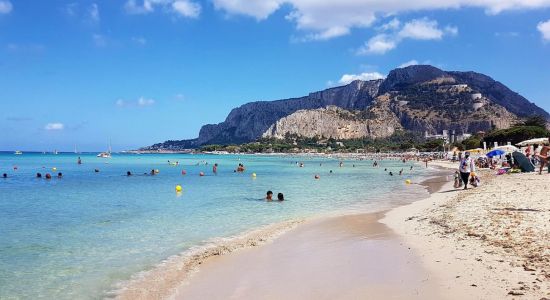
[0,152,435,299]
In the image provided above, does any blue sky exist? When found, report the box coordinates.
[0,0,549,151]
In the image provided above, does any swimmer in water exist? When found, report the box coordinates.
[389,172,393,176]
[266,191,273,201]
[213,163,218,174]
[45,173,52,179]
[77,157,82,165]
[127,171,132,176]
[329,170,333,173]
[94,169,100,173]
[36,173,42,178]
[277,193,284,201]
[2,173,7,178]
[150,169,155,176]
[57,172,63,178]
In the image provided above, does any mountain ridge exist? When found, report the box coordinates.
[142,65,548,150]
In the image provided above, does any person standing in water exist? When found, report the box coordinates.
[213,163,218,174]
[265,191,273,201]
[459,152,475,190]
[77,157,82,165]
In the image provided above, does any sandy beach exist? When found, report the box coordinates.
[116,161,550,299]
[384,161,550,299]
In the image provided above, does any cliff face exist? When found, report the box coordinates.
[262,105,401,140]
[143,65,549,150]
[196,80,383,144]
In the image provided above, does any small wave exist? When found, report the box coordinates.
[108,218,305,300]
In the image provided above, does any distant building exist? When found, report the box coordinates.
[425,130,471,143]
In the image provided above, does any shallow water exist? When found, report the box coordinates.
[0,152,434,299]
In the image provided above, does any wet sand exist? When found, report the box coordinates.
[173,212,441,300]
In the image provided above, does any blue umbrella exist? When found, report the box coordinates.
[486,149,505,158]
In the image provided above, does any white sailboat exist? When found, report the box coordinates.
[97,140,112,158]
[14,150,23,155]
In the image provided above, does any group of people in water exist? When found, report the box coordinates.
[265,191,284,201]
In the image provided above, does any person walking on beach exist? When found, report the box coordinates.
[535,137,550,174]
[459,152,475,190]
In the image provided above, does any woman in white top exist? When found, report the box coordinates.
[459,152,476,190]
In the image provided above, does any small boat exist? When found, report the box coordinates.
[14,151,23,155]
[97,152,111,158]
[97,139,112,158]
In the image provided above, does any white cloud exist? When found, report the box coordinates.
[6,43,45,53]
[398,18,444,40]
[212,0,550,41]
[538,19,550,41]
[117,97,156,107]
[0,0,12,14]
[378,18,400,31]
[124,0,200,18]
[399,60,419,68]
[172,0,200,18]
[359,18,456,55]
[338,72,386,85]
[214,0,282,20]
[45,123,64,130]
[132,36,147,45]
[357,34,397,55]
[137,97,155,106]
[444,25,459,36]
[89,3,100,23]
[301,26,350,41]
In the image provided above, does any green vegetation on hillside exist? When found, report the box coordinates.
[200,131,447,153]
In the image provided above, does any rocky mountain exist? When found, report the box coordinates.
[262,105,402,140]
[142,65,549,150]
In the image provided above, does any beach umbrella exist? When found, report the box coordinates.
[494,145,518,152]
[486,149,505,158]
[516,138,549,146]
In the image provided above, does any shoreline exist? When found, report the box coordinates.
[113,164,450,299]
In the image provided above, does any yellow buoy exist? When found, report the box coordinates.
[155,169,160,174]
[52,167,57,171]
[252,173,257,177]
[405,179,411,185]
[175,185,182,192]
